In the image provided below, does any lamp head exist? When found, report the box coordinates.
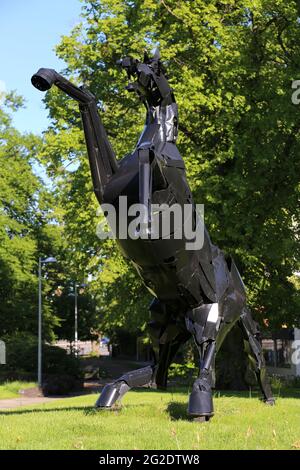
[42,257,57,264]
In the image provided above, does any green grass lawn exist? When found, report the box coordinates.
[0,381,36,399]
[0,388,299,450]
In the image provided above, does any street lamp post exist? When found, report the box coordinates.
[72,282,87,357]
[38,256,57,388]
[38,257,42,388]
[74,283,78,357]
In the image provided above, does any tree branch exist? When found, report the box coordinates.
[160,0,182,20]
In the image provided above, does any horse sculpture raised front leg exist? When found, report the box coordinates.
[32,50,274,421]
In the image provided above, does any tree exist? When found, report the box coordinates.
[40,0,299,336]
[52,282,99,343]
[0,91,61,340]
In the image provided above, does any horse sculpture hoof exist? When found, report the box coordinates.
[265,398,275,406]
[192,415,212,423]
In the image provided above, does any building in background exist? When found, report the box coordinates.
[55,339,110,357]
[0,340,5,364]
[262,328,300,378]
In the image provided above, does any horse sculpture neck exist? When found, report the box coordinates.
[137,101,178,148]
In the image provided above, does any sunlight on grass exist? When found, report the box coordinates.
[0,388,299,450]
[0,381,36,399]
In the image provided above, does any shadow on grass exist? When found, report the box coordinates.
[0,387,298,419]
[0,403,151,417]
[166,401,189,421]
[0,406,98,416]
[212,389,300,399]
[132,386,300,399]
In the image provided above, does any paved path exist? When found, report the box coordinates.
[0,396,59,409]
[0,359,150,410]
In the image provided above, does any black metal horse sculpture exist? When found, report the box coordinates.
[32,51,274,421]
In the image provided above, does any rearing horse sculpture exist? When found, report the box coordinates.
[32,51,274,421]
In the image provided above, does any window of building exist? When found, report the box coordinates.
[262,338,293,368]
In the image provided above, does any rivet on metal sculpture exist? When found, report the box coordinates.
[32,51,274,421]
[0,340,6,365]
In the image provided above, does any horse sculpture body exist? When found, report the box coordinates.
[32,51,274,420]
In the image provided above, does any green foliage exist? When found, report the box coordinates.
[168,362,197,381]
[2,332,81,378]
[0,381,36,399]
[0,88,105,345]
[52,282,99,342]
[40,0,300,333]
[270,375,283,394]
[0,94,61,340]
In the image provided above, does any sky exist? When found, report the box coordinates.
[0,0,83,134]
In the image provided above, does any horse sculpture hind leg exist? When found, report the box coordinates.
[238,307,275,404]
[221,258,274,404]
[185,255,275,421]
[185,303,219,421]
[185,303,275,421]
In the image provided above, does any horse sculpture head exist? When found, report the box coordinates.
[118,49,174,108]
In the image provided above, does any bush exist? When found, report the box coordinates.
[270,375,283,393]
[41,374,80,396]
[168,362,198,382]
[289,376,300,389]
[1,333,82,392]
